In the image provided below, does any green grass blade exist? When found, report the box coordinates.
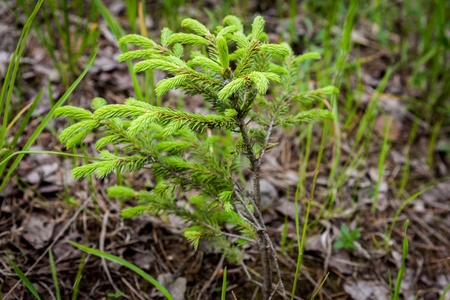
[92,0,144,101]
[0,49,98,194]
[393,220,409,300]
[440,283,450,300]
[292,121,329,299]
[66,198,102,223]
[299,124,313,197]
[68,241,175,300]
[125,0,137,33]
[0,88,44,177]
[5,252,42,300]
[0,150,104,169]
[327,0,359,187]
[62,0,75,80]
[0,0,45,149]
[288,0,297,44]
[49,249,61,300]
[310,272,329,300]
[10,88,44,147]
[221,266,227,300]
[397,121,418,198]
[427,119,442,169]
[385,186,432,251]
[323,66,395,216]
[372,116,392,213]
[72,248,87,300]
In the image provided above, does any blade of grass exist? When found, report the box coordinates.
[327,0,359,188]
[0,49,98,194]
[299,124,313,197]
[393,220,409,300]
[221,266,227,300]
[385,186,432,251]
[48,249,61,300]
[0,88,44,178]
[280,184,289,253]
[440,283,450,300]
[68,241,175,300]
[0,0,44,150]
[138,1,155,105]
[72,5,99,64]
[93,0,144,101]
[138,1,147,37]
[5,252,42,300]
[6,101,33,131]
[291,121,329,299]
[72,247,87,300]
[62,0,75,81]
[288,0,297,44]
[397,121,418,198]
[343,57,364,130]
[15,177,51,207]
[388,269,393,300]
[41,1,65,84]
[17,0,72,87]
[125,0,137,33]
[66,197,102,223]
[0,149,102,200]
[0,150,104,169]
[323,67,395,217]
[10,88,44,147]
[372,116,392,213]
[310,272,329,300]
[427,118,442,169]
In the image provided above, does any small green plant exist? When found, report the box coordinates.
[389,220,409,300]
[5,252,42,300]
[333,225,361,252]
[56,15,336,299]
[4,243,174,300]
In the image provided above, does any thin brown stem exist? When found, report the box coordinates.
[237,113,272,299]
[258,232,272,299]
[234,183,263,229]
[240,259,263,287]
[257,115,276,168]
[264,232,286,298]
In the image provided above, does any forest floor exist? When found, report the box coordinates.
[1,1,449,299]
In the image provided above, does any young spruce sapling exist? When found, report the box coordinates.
[56,15,337,299]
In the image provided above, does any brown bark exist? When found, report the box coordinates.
[258,231,272,299]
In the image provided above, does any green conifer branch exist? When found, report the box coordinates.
[217,36,230,69]
[251,16,265,41]
[216,25,239,38]
[234,39,259,77]
[181,18,210,36]
[55,106,92,120]
[117,49,158,62]
[189,56,223,73]
[291,85,339,104]
[160,28,173,46]
[167,33,209,45]
[72,154,150,179]
[118,34,156,48]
